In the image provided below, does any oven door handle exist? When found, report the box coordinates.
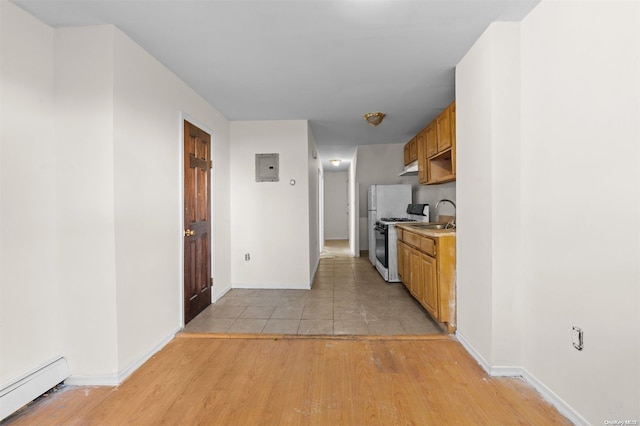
[375,226,386,234]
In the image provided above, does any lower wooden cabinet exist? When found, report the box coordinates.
[409,249,422,300]
[397,226,456,333]
[419,252,438,319]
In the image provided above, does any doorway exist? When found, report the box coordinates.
[318,168,324,254]
[323,171,349,242]
[183,120,212,324]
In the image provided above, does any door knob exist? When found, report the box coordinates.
[184,229,195,237]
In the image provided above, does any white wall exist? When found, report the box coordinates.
[456,27,494,363]
[54,25,120,381]
[307,126,321,279]
[456,22,522,368]
[56,23,231,383]
[456,2,640,423]
[230,120,311,288]
[0,0,62,386]
[111,28,231,374]
[324,171,348,240]
[519,1,639,422]
[413,181,457,221]
[348,151,359,256]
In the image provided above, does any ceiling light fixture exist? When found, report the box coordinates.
[363,112,386,127]
[330,159,341,167]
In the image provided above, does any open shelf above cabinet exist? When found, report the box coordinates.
[427,148,455,184]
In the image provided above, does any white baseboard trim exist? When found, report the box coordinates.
[489,365,524,377]
[213,286,231,303]
[65,327,180,387]
[231,283,311,290]
[455,331,492,374]
[518,367,589,426]
[116,327,179,384]
[0,357,70,421]
[63,373,120,387]
[455,332,589,426]
[310,255,319,283]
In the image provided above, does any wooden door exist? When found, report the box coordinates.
[183,120,212,324]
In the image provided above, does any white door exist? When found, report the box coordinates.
[324,171,348,239]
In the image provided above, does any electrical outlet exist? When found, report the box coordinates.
[244,253,251,261]
[572,327,584,351]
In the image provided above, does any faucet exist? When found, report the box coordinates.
[435,199,456,229]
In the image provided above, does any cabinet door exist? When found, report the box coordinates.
[409,249,422,299]
[436,107,452,152]
[450,102,456,176]
[417,129,428,184]
[403,143,411,165]
[403,245,412,290]
[404,138,418,165]
[398,241,406,283]
[450,102,456,148]
[420,252,438,319]
[425,121,438,158]
[398,242,411,290]
[409,138,418,163]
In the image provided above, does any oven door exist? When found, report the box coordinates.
[374,223,388,268]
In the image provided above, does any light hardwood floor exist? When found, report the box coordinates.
[5,335,569,425]
[4,242,569,424]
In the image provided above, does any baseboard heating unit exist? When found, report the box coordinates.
[0,357,70,421]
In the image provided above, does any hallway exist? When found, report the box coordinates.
[183,241,443,335]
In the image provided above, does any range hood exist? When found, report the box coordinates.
[398,160,418,176]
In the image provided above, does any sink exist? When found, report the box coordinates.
[409,222,453,230]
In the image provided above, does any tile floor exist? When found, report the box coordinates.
[182,240,443,336]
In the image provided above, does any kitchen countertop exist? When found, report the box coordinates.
[395,223,456,238]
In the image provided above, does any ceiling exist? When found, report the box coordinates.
[13,0,538,171]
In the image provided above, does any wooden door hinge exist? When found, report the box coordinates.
[210,277,214,287]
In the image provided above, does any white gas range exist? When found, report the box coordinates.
[374,204,429,282]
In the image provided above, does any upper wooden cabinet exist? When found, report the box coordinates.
[427,101,456,185]
[403,137,418,165]
[403,101,456,185]
[450,102,456,146]
[425,121,437,159]
[436,106,452,152]
[417,129,428,184]
[451,102,456,176]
